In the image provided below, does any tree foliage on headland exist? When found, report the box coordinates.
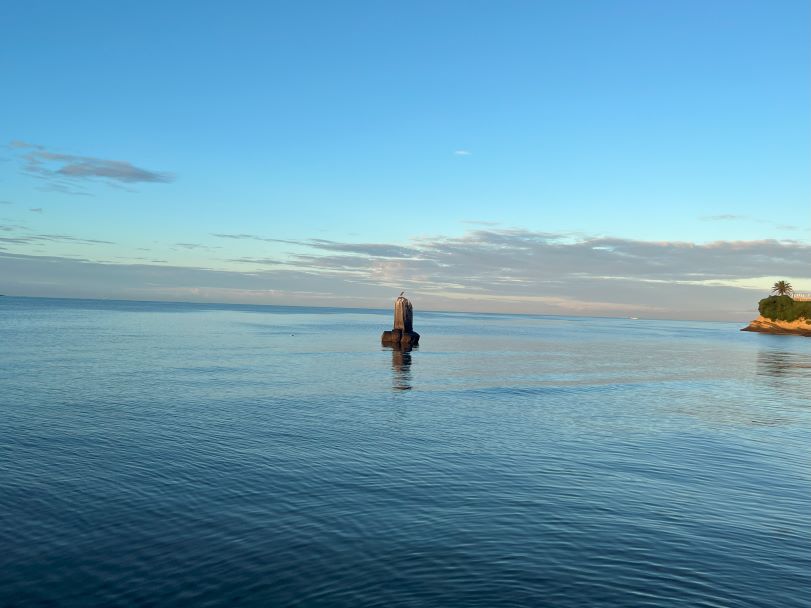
[758,295,811,322]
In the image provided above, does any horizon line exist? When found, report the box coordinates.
[0,293,751,324]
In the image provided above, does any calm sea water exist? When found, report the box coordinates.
[1,296,809,607]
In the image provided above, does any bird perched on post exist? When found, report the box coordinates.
[394,293,412,332]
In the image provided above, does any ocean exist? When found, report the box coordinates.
[1,296,809,607]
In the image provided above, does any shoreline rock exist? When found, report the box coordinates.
[741,315,811,337]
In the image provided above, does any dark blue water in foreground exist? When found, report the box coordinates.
[1,297,809,607]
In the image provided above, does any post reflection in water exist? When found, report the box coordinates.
[388,345,415,390]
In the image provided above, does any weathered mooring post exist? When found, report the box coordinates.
[381,293,420,348]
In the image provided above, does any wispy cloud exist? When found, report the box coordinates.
[701,214,747,221]
[462,220,501,227]
[454,149,472,156]
[0,232,114,245]
[175,243,221,251]
[225,257,283,266]
[29,208,43,214]
[9,140,174,194]
[211,233,282,243]
[775,224,802,231]
[0,223,28,232]
[212,233,418,258]
[699,213,808,232]
[305,239,419,258]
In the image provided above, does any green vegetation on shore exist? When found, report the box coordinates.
[758,295,811,322]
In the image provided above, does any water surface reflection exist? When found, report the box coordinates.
[388,345,414,390]
[757,349,811,379]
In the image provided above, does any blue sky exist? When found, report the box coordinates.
[1,0,809,319]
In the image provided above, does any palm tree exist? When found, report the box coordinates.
[771,280,794,296]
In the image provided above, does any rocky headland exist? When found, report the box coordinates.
[741,315,811,337]
[741,294,811,337]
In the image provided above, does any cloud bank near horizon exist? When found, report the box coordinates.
[1,227,808,320]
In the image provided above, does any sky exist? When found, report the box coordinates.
[1,0,809,320]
